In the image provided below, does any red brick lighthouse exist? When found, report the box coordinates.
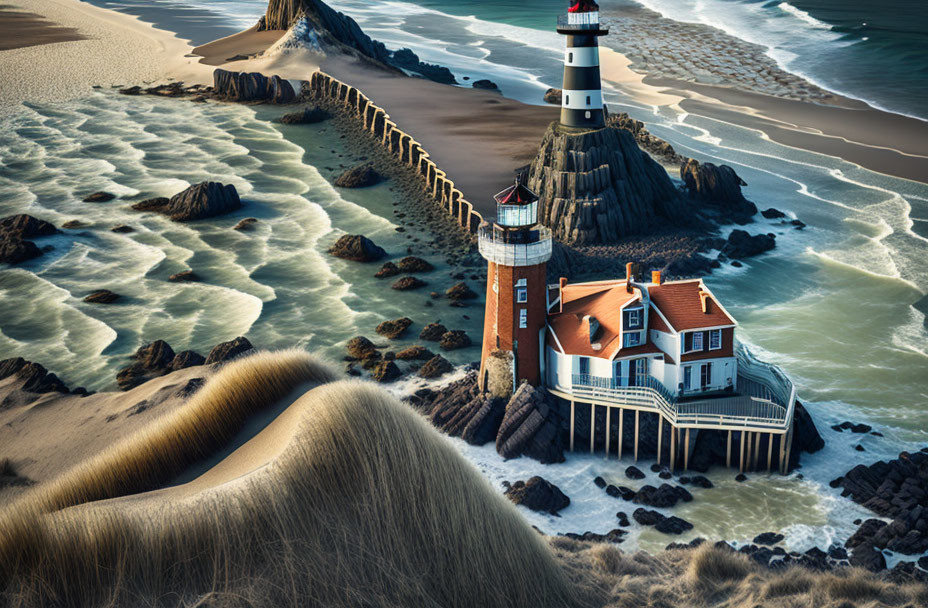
[478,178,553,390]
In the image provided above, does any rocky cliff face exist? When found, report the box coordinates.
[527,123,690,245]
[257,0,455,84]
[680,159,758,225]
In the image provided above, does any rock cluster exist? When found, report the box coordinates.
[408,374,565,465]
[83,290,120,304]
[632,508,693,535]
[212,69,296,103]
[527,122,688,245]
[503,476,570,515]
[0,214,58,265]
[0,358,70,397]
[838,449,928,563]
[390,48,456,85]
[328,234,387,262]
[132,182,242,222]
[276,106,329,124]
[375,317,412,339]
[116,337,251,391]
[632,483,693,508]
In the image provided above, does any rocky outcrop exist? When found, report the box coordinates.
[472,79,499,91]
[370,360,401,383]
[419,323,447,341]
[116,340,176,391]
[395,345,433,361]
[418,355,452,379]
[503,477,570,515]
[527,122,689,245]
[334,164,381,188]
[375,317,412,339]
[234,218,258,231]
[496,382,565,464]
[606,112,685,166]
[543,88,562,105]
[408,372,507,445]
[632,508,693,535]
[212,69,296,103]
[0,358,69,397]
[839,449,928,557]
[0,214,58,265]
[83,289,120,304]
[277,106,329,124]
[169,350,206,371]
[445,282,477,300]
[132,182,242,222]
[720,229,776,259]
[680,159,757,225]
[632,484,693,508]
[438,330,471,350]
[391,48,456,85]
[82,192,115,203]
[169,270,200,282]
[205,337,254,365]
[396,256,433,273]
[328,234,387,262]
[346,336,379,360]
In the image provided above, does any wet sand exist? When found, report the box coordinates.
[648,77,928,184]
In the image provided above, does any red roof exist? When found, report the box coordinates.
[646,280,735,331]
[494,179,538,205]
[547,281,638,359]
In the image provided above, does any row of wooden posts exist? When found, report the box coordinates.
[306,71,484,234]
[568,401,794,474]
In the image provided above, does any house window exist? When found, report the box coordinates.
[688,331,704,352]
[700,362,713,388]
[626,308,642,329]
[623,332,641,347]
[515,278,527,287]
[519,308,527,329]
[516,287,527,303]
[579,356,590,376]
[709,329,722,350]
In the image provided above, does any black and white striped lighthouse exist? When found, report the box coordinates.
[557,0,608,130]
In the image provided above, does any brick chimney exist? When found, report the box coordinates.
[625,262,636,292]
[699,289,711,313]
[651,270,662,285]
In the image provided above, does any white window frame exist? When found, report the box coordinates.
[515,278,527,287]
[516,287,528,303]
[519,308,527,329]
[623,332,641,348]
[627,308,641,329]
[690,331,704,352]
[709,328,722,350]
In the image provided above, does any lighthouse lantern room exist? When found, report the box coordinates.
[478,178,552,390]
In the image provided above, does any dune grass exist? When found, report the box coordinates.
[0,350,924,607]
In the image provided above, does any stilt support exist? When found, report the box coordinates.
[634,410,640,463]
[684,428,690,470]
[726,430,732,469]
[669,426,676,472]
[590,403,595,454]
[739,430,746,473]
[569,401,575,452]
[605,407,611,458]
[767,432,773,473]
[618,409,624,460]
[657,416,664,465]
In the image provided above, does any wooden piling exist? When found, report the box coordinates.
[657,416,663,465]
[605,407,611,458]
[618,409,624,460]
[634,410,640,463]
[590,403,595,454]
[569,401,575,452]
[684,428,690,470]
[726,430,732,469]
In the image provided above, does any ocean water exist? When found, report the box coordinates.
[3,0,927,554]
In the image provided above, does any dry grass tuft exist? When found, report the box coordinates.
[685,543,752,589]
[763,570,815,598]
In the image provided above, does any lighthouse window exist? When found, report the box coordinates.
[516,287,528,303]
[586,95,591,105]
[519,309,528,329]
[568,52,574,63]
[565,94,569,105]
[585,111,591,119]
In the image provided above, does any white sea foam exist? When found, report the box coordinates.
[776,2,833,31]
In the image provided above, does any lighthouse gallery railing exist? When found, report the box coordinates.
[565,344,796,432]
[478,225,553,267]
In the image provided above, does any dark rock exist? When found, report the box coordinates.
[656,516,694,535]
[593,476,606,489]
[562,529,627,544]
[169,350,206,371]
[680,159,757,224]
[375,261,400,278]
[439,330,471,350]
[617,486,637,501]
[616,511,630,527]
[688,475,714,489]
[375,317,412,339]
[0,214,58,239]
[346,336,379,360]
[658,470,672,480]
[328,234,387,262]
[625,466,646,480]
[833,421,873,434]
[205,337,254,365]
[61,220,83,229]
[392,276,427,290]
[721,229,776,259]
[116,340,176,390]
[134,182,241,222]
[543,88,562,105]
[174,377,205,398]
[605,485,621,498]
[397,256,434,273]
[169,270,200,282]
[233,217,258,231]
[371,360,402,382]
[418,355,453,379]
[334,164,382,188]
[855,444,865,452]
[495,382,565,464]
[633,484,693,508]
[212,69,295,103]
[753,532,785,546]
[390,48,457,84]
[472,79,499,91]
[83,289,120,304]
[504,476,570,515]
[0,237,42,265]
[849,544,887,572]
[395,345,433,360]
[277,106,329,124]
[110,225,134,233]
[632,508,665,527]
[406,371,506,446]
[0,358,69,395]
[735,473,748,482]
[761,208,786,219]
[446,282,477,300]
[83,192,115,203]
[131,197,169,212]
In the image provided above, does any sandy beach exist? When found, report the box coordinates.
[0,0,211,117]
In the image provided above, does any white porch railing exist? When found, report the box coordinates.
[565,344,796,432]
